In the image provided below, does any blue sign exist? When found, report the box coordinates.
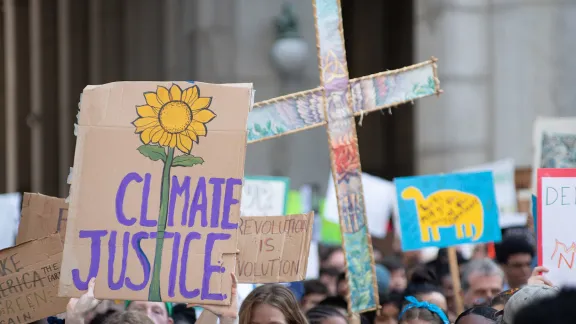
[395,171,501,251]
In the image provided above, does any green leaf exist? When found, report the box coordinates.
[172,155,204,167]
[254,124,263,133]
[137,145,166,162]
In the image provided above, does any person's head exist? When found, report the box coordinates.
[317,296,348,316]
[398,296,449,324]
[381,256,407,292]
[454,307,498,324]
[404,267,447,313]
[319,267,341,296]
[512,287,576,324]
[90,310,119,324]
[306,306,348,324]
[489,288,519,311]
[126,301,173,324]
[302,280,330,312]
[461,258,504,308]
[103,311,154,324]
[321,246,346,272]
[239,284,308,324]
[495,236,535,289]
[374,292,403,324]
[376,264,391,294]
[501,284,559,324]
[171,304,197,324]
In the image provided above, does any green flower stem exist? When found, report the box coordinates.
[148,146,175,301]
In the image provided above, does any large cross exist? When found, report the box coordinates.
[247,0,441,314]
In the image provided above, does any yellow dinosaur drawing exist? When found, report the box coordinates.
[401,186,484,243]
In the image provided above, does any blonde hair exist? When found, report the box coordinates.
[239,284,308,324]
[103,311,154,324]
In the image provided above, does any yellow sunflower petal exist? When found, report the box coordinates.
[190,97,211,111]
[177,134,193,154]
[137,105,158,118]
[133,117,159,132]
[140,127,155,144]
[157,86,170,104]
[183,86,199,105]
[185,130,199,143]
[170,84,182,101]
[159,132,170,146]
[169,134,178,148]
[151,126,165,143]
[189,121,207,136]
[193,109,216,123]
[145,92,163,108]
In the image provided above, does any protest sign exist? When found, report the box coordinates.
[17,193,68,244]
[240,176,290,216]
[532,117,576,192]
[0,193,21,250]
[395,171,501,251]
[59,82,254,305]
[537,168,576,286]
[236,212,313,283]
[0,233,67,323]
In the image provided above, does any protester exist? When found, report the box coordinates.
[373,292,403,324]
[398,296,449,324]
[404,267,447,313]
[171,304,197,324]
[499,284,559,324]
[375,264,391,294]
[125,301,173,324]
[381,256,408,293]
[495,236,535,289]
[317,296,348,316]
[102,311,153,324]
[513,288,576,324]
[321,246,346,272]
[301,280,330,312]
[336,272,349,297]
[306,306,348,324]
[461,258,504,308]
[238,284,308,324]
[454,306,498,324]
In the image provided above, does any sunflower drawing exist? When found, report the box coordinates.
[132,83,216,301]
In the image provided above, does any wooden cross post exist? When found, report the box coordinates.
[247,0,441,314]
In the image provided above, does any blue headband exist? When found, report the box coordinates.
[399,296,449,324]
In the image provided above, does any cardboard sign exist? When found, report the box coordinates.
[59,82,253,305]
[537,168,576,286]
[17,193,68,244]
[240,176,290,216]
[236,213,313,283]
[0,233,67,323]
[395,171,501,251]
[0,193,21,250]
[532,117,576,192]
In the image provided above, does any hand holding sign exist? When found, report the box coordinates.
[67,278,101,324]
[528,266,553,287]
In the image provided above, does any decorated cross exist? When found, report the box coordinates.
[247,0,441,314]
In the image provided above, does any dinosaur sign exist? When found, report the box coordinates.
[395,171,501,251]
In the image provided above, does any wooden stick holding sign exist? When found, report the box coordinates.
[447,247,463,315]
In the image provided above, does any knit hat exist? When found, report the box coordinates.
[375,264,391,293]
[501,285,559,324]
[124,301,173,317]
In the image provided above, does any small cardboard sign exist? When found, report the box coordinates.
[59,82,253,305]
[0,233,67,324]
[240,176,290,216]
[236,212,313,283]
[537,168,576,286]
[17,193,68,244]
[395,171,501,251]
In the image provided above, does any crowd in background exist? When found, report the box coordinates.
[45,230,576,324]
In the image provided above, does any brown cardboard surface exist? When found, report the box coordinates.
[59,82,253,305]
[0,233,67,323]
[236,212,313,283]
[16,193,68,244]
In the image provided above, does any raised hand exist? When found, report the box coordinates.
[66,278,102,324]
[527,266,554,287]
